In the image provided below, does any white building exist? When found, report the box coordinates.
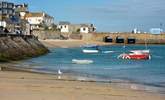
[150,28,163,34]
[132,28,141,34]
[25,12,54,30]
[58,21,70,33]
[58,22,96,33]
[80,24,96,33]
[0,21,7,27]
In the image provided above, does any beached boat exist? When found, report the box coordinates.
[72,59,94,64]
[118,50,151,60]
[82,44,99,53]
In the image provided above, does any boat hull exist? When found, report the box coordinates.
[118,53,151,60]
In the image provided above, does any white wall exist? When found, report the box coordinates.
[80,27,89,33]
[0,21,7,27]
[58,25,69,33]
[26,17,43,25]
[20,12,26,19]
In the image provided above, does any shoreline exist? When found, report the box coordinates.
[0,66,165,100]
[1,65,165,95]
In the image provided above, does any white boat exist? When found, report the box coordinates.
[102,50,115,54]
[72,59,94,64]
[82,44,99,53]
[118,50,151,60]
[82,49,99,53]
[130,50,150,54]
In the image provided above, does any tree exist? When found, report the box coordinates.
[76,28,80,32]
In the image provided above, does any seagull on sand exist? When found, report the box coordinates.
[58,69,62,75]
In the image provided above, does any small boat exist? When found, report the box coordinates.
[118,50,151,60]
[72,59,94,64]
[102,50,115,54]
[82,49,99,53]
[82,44,99,53]
[130,50,150,54]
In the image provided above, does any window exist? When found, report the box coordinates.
[8,4,13,8]
[65,25,67,28]
[38,19,41,22]
[83,27,86,31]
[8,10,13,14]
[2,2,7,8]
[2,9,7,14]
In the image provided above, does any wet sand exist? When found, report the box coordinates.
[0,70,165,100]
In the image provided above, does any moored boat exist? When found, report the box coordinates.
[82,49,99,53]
[72,59,94,64]
[118,50,151,60]
[82,44,99,53]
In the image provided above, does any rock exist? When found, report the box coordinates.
[0,35,49,62]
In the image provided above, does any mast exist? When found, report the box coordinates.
[144,32,148,50]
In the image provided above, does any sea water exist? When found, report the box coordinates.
[14,45,165,93]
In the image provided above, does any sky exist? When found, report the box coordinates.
[8,0,165,32]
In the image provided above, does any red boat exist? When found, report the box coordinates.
[118,50,151,60]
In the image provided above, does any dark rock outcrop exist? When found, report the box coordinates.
[0,35,49,62]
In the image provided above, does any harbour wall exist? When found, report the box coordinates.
[82,33,165,44]
[0,34,49,62]
[33,30,165,44]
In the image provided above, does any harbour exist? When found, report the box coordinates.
[1,0,165,100]
[7,44,165,94]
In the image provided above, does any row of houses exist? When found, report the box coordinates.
[0,1,96,35]
[57,21,96,33]
[0,1,54,35]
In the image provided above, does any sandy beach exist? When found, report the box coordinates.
[0,70,165,100]
[40,39,112,48]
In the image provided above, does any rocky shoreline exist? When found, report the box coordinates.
[0,35,49,62]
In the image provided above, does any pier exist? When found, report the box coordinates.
[82,33,165,44]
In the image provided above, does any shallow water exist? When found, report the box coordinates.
[14,45,165,93]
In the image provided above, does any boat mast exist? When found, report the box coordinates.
[145,32,148,50]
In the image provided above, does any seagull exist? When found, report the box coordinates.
[58,69,62,75]
[58,69,62,79]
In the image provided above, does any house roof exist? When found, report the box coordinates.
[25,12,44,17]
[44,13,54,19]
[80,24,95,28]
[59,21,70,25]
[80,24,89,27]
[25,12,54,19]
